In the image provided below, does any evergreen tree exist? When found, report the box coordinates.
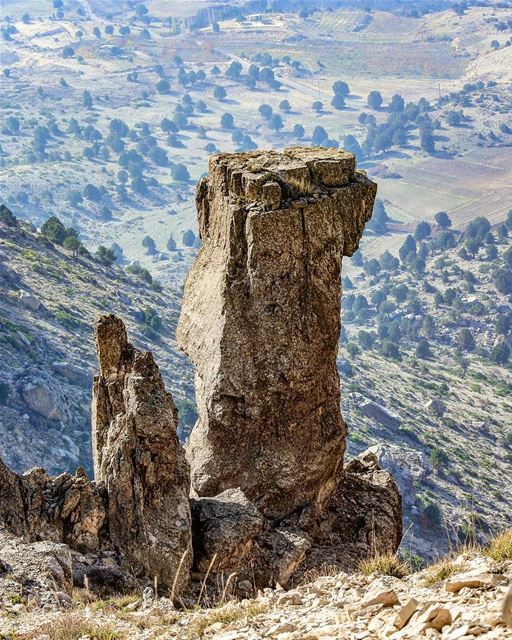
[367,90,383,109]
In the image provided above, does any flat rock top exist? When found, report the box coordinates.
[209,146,359,200]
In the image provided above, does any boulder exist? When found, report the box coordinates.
[296,451,403,576]
[191,488,264,574]
[424,398,447,416]
[504,586,512,626]
[19,290,40,311]
[92,314,192,595]
[178,147,377,520]
[445,571,506,593]
[22,377,70,423]
[53,361,91,387]
[367,444,431,509]
[0,529,73,608]
[360,400,401,429]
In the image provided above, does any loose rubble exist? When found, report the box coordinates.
[0,551,510,639]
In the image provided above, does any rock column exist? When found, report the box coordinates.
[92,315,192,593]
[178,147,377,520]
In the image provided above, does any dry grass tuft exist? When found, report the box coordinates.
[484,530,512,562]
[186,601,268,639]
[358,554,410,579]
[422,558,462,587]
[18,613,125,640]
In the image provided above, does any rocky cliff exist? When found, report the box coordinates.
[0,147,400,601]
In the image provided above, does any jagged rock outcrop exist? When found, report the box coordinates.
[92,315,192,593]
[297,451,403,578]
[0,529,73,608]
[178,147,377,520]
[0,457,106,552]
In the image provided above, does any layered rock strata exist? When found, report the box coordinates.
[178,147,377,520]
[92,315,192,593]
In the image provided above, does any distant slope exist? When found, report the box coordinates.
[0,215,194,476]
[341,221,512,560]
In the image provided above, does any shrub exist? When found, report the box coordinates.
[126,263,152,284]
[422,502,442,527]
[95,246,116,266]
[0,205,17,226]
[367,90,383,109]
[381,340,401,360]
[213,86,226,101]
[0,381,10,405]
[142,235,156,255]
[220,113,234,129]
[429,447,448,468]
[415,339,431,359]
[182,229,196,247]
[359,554,409,578]
[423,558,460,587]
[490,342,510,365]
[434,211,452,229]
[485,530,512,561]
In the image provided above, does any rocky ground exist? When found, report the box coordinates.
[1,542,511,639]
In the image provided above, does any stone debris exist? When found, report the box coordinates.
[1,551,509,638]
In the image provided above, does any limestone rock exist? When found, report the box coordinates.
[504,586,512,626]
[19,290,40,311]
[299,451,403,575]
[445,571,506,593]
[53,361,91,387]
[0,456,25,537]
[0,529,73,608]
[22,376,70,423]
[191,488,264,574]
[394,598,419,630]
[178,147,377,520]
[92,314,192,594]
[360,399,401,429]
[0,458,106,554]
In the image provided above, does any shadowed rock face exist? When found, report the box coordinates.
[178,147,377,520]
[92,315,192,593]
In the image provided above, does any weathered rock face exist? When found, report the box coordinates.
[298,451,403,579]
[0,457,106,553]
[0,529,73,608]
[92,315,192,593]
[191,488,264,574]
[178,147,377,520]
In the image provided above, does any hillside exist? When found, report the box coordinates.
[341,213,512,561]
[0,212,194,476]
[1,0,511,294]
[1,203,511,564]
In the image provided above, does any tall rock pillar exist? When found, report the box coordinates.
[178,147,377,520]
[92,315,192,593]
